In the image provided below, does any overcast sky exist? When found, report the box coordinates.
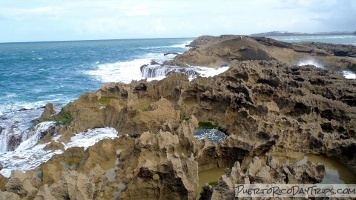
[0,0,355,42]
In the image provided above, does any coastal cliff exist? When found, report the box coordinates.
[1,36,355,199]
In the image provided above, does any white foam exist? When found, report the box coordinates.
[169,40,192,48]
[142,65,230,81]
[86,40,191,84]
[0,126,119,178]
[86,51,179,84]
[15,121,56,151]
[193,128,227,143]
[86,58,150,83]
[63,127,118,150]
[298,59,324,68]
[0,143,63,178]
[297,60,356,79]
[342,71,356,79]
[196,66,230,78]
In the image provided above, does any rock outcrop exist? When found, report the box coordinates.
[201,156,326,199]
[1,35,356,199]
[38,103,56,122]
[173,35,356,72]
[26,60,355,199]
[299,41,356,57]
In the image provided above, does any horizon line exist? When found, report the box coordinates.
[0,36,199,45]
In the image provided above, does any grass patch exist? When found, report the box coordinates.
[99,97,118,106]
[65,157,81,166]
[56,112,74,125]
[198,121,224,132]
[208,181,218,186]
[133,101,154,111]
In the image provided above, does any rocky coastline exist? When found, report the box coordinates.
[1,35,356,199]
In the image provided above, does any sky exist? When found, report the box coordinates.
[0,0,355,42]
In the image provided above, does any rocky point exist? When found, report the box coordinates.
[0,35,355,199]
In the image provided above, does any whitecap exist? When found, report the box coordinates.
[86,52,178,83]
[86,58,149,83]
[169,40,192,48]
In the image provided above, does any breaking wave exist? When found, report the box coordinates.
[297,59,324,69]
[0,124,118,178]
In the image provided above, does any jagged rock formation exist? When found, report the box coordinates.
[1,35,356,199]
[38,103,56,122]
[31,60,356,199]
[201,156,326,199]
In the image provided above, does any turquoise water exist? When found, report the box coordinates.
[0,38,192,114]
[0,35,355,137]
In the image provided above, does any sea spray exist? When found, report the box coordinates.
[141,64,230,80]
[297,59,324,68]
[297,60,356,80]
[0,126,118,178]
[342,71,356,79]
[15,121,56,151]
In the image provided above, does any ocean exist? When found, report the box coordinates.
[0,38,194,114]
[0,35,355,177]
[270,35,356,45]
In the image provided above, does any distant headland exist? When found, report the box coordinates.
[251,31,356,37]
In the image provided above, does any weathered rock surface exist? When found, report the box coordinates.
[2,35,356,199]
[174,35,356,72]
[26,59,355,199]
[4,171,41,199]
[299,41,356,57]
[38,103,56,122]
[201,156,326,199]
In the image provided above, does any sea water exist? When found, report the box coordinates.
[0,38,193,115]
[0,36,355,177]
[0,38,229,177]
[270,35,356,46]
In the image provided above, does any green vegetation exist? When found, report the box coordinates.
[56,112,74,125]
[99,97,118,106]
[198,121,224,132]
[208,181,219,186]
[133,100,154,111]
[65,157,81,166]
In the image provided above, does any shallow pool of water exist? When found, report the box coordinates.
[198,167,226,196]
[295,154,356,184]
